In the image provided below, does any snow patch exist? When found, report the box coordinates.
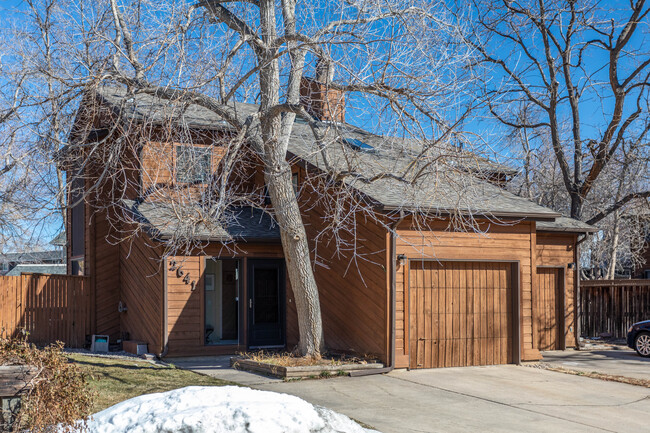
[82,386,378,433]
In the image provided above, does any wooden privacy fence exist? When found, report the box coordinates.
[0,274,91,347]
[580,279,650,339]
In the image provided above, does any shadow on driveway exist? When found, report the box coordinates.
[541,348,650,381]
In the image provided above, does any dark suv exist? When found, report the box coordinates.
[627,320,650,357]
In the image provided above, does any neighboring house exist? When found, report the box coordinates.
[0,250,65,276]
[65,84,596,368]
[5,264,67,276]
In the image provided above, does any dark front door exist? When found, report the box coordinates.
[248,259,285,348]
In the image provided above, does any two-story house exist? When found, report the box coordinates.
[65,83,596,369]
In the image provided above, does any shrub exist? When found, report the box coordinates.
[0,333,93,432]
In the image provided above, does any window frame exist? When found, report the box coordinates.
[175,144,213,184]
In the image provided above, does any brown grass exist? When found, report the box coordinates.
[239,350,378,367]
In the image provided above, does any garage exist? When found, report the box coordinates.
[533,267,564,351]
[408,261,517,368]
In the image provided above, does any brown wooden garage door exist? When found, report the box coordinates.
[533,268,563,351]
[409,261,515,368]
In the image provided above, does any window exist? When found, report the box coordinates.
[176,145,212,183]
[342,137,376,153]
[69,176,85,258]
[1,262,8,272]
[71,258,84,276]
[292,173,299,194]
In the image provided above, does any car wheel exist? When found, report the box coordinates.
[634,332,650,357]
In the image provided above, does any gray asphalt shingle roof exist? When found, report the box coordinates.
[122,199,280,242]
[5,264,67,276]
[94,86,596,232]
[537,217,598,233]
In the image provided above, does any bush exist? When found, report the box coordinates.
[0,333,93,432]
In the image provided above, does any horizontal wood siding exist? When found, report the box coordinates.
[536,233,577,347]
[0,275,91,347]
[165,243,286,357]
[396,219,535,368]
[119,232,164,354]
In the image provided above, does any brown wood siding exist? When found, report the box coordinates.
[536,233,577,347]
[299,176,389,362]
[119,232,164,354]
[92,209,121,341]
[408,261,514,368]
[165,243,287,357]
[396,219,536,368]
[533,267,562,350]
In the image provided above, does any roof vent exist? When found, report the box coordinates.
[342,138,376,154]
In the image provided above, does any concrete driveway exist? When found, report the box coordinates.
[256,366,649,433]
[541,348,650,381]
[172,356,650,433]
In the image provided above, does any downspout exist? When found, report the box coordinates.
[159,257,169,358]
[350,212,405,377]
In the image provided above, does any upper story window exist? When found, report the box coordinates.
[176,145,212,184]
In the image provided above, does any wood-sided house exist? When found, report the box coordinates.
[65,84,596,368]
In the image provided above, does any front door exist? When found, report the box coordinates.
[248,259,285,348]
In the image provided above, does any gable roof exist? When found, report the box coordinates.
[89,86,599,233]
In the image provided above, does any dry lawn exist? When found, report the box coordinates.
[67,353,233,412]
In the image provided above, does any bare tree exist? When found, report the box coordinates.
[456,0,650,222]
[4,0,483,357]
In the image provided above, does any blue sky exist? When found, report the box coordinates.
[0,0,647,250]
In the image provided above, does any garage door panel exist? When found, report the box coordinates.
[409,261,514,368]
[534,268,562,351]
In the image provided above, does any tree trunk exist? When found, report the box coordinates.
[265,164,325,357]
[605,211,620,280]
[257,0,324,358]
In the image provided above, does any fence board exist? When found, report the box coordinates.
[580,280,650,338]
[0,274,91,347]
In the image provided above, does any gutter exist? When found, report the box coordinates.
[350,212,406,377]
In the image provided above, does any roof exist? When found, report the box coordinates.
[5,264,67,276]
[536,216,598,233]
[0,250,65,264]
[95,86,560,221]
[122,200,281,242]
[50,231,67,247]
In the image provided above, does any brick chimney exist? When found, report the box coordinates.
[299,59,345,122]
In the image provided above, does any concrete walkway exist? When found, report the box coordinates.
[541,348,650,381]
[166,355,283,386]
[173,357,650,433]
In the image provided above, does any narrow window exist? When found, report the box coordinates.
[176,145,212,183]
[69,176,85,274]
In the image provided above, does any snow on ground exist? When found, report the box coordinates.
[82,386,378,433]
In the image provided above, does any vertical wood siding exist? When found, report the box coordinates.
[536,233,577,347]
[408,261,514,368]
[0,275,91,347]
[580,280,650,338]
[533,268,562,350]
